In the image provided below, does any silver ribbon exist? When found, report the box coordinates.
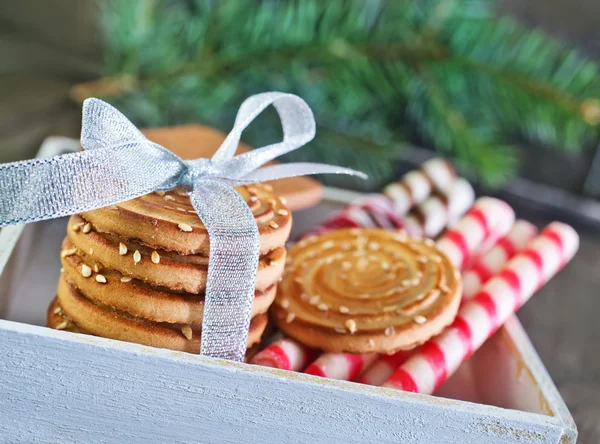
[0,92,366,361]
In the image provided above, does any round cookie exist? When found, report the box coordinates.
[80,183,291,255]
[47,297,261,361]
[65,215,285,293]
[61,252,277,324]
[55,277,267,353]
[272,228,462,354]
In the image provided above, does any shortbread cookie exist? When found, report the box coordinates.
[65,215,285,293]
[60,253,276,324]
[80,183,291,256]
[272,228,461,354]
[54,277,267,353]
[47,297,261,361]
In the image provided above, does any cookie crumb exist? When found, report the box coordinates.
[178,223,193,232]
[414,315,427,324]
[181,325,193,340]
[317,302,329,312]
[61,248,77,258]
[308,295,320,305]
[81,264,92,277]
[56,320,68,330]
[345,319,357,334]
[368,241,380,251]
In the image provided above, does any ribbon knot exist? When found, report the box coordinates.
[182,158,216,189]
[0,92,366,361]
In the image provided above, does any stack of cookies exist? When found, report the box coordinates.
[48,183,291,360]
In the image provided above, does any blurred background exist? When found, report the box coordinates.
[1,0,599,441]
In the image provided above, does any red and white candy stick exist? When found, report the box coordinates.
[383,158,455,215]
[462,220,538,300]
[250,338,317,371]
[301,158,455,238]
[436,197,515,269]
[403,178,475,238]
[304,353,378,381]
[382,222,579,394]
[355,350,413,386]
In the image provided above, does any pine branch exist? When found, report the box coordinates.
[71,0,600,187]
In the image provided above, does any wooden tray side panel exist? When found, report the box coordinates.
[0,321,565,444]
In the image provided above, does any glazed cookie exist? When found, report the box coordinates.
[60,252,277,324]
[54,277,268,353]
[80,183,291,256]
[47,297,261,361]
[65,215,285,293]
[272,228,462,354]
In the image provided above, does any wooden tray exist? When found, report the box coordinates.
[0,140,577,443]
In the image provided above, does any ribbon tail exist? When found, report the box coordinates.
[240,162,368,184]
[0,145,185,227]
[190,179,260,361]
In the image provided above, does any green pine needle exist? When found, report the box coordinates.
[84,0,600,188]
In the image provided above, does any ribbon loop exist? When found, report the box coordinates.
[0,91,366,361]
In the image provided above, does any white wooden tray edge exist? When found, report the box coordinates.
[0,319,570,444]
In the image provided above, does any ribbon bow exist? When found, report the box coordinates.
[0,92,365,361]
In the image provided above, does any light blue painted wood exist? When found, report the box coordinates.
[0,320,567,444]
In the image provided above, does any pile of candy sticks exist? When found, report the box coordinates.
[251,159,579,396]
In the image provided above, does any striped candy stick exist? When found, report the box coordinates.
[382,222,579,394]
[402,178,474,238]
[462,220,538,300]
[436,197,515,269]
[303,196,513,383]
[302,175,473,239]
[383,158,455,215]
[304,353,379,381]
[354,350,413,386]
[250,338,318,371]
[301,158,455,238]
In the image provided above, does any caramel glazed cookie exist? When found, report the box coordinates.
[272,228,462,354]
[48,183,291,356]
